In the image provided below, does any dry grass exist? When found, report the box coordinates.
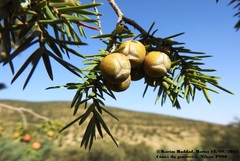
[0,100,232,150]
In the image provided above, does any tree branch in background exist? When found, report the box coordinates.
[0,103,50,129]
[216,0,240,30]
[228,0,240,30]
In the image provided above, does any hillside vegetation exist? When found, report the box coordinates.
[0,100,239,161]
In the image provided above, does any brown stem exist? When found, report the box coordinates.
[108,0,124,24]
[107,0,147,35]
[92,0,103,36]
[122,16,147,35]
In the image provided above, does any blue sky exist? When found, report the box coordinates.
[1,0,240,125]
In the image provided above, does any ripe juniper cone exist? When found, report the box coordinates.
[143,51,171,77]
[23,133,31,142]
[107,75,131,92]
[32,141,41,150]
[100,53,131,84]
[119,40,146,68]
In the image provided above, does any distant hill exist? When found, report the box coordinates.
[0,100,230,149]
[0,100,240,161]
